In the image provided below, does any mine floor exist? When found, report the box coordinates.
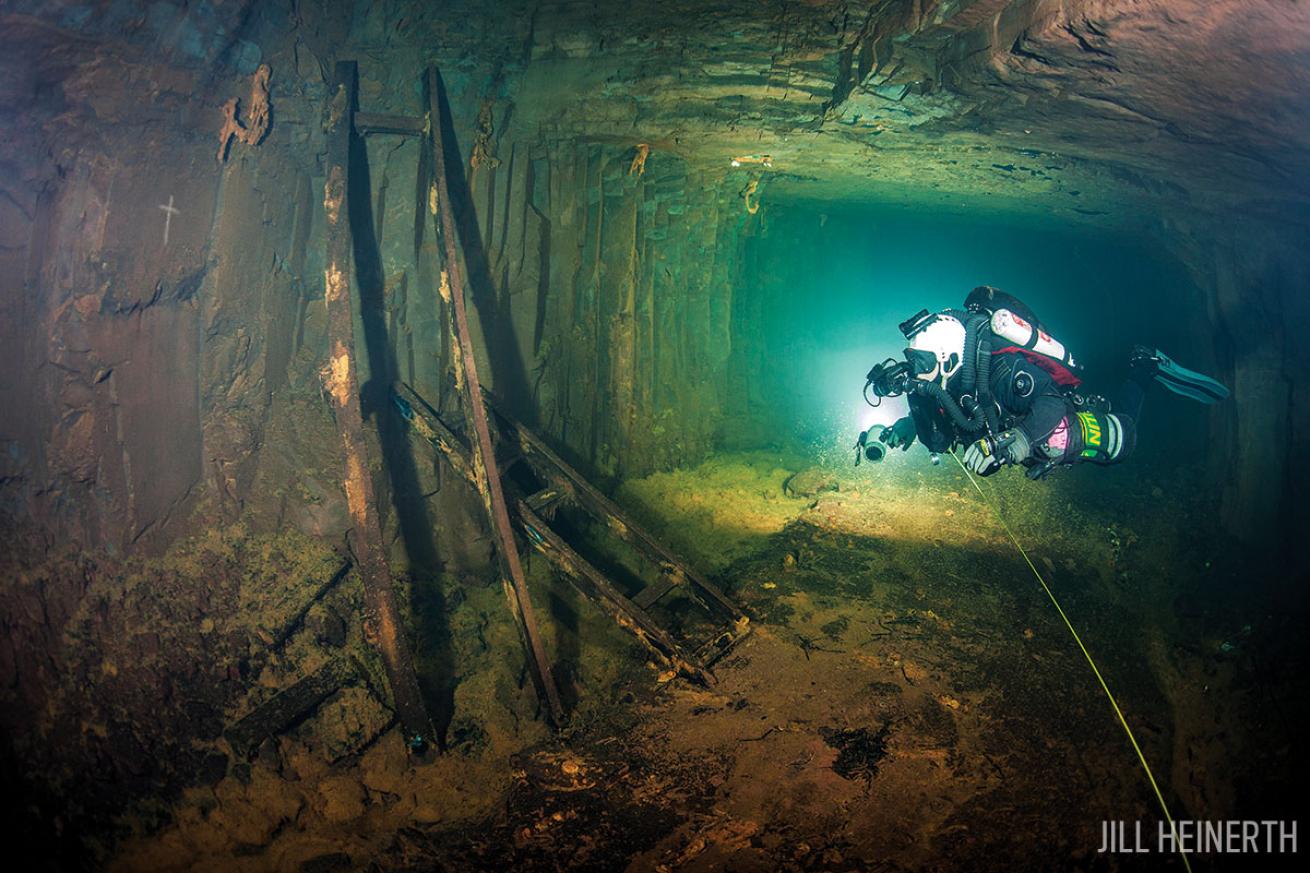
[102,449,1303,872]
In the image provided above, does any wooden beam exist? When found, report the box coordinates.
[424,65,565,727]
[516,503,712,685]
[322,61,433,753]
[524,487,563,514]
[354,111,426,137]
[225,659,357,758]
[632,576,676,611]
[485,391,748,626]
[392,383,476,485]
[394,381,739,683]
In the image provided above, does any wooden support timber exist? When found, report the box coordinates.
[393,383,752,684]
[354,111,426,137]
[321,62,749,722]
[483,393,747,634]
[424,65,565,726]
[226,659,358,758]
[322,61,433,751]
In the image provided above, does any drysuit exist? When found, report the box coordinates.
[889,352,1144,477]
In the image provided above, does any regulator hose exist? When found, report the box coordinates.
[911,378,988,432]
[959,312,987,397]
[959,312,1001,434]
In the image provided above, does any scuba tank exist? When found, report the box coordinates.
[964,286,1115,479]
[965,285,1083,388]
[990,308,1082,387]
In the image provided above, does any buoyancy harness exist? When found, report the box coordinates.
[899,288,1082,442]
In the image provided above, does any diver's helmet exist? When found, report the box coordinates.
[905,313,966,387]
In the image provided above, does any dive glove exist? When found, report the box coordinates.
[962,429,1031,476]
[880,416,917,451]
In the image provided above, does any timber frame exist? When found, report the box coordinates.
[298,60,751,735]
[394,383,751,685]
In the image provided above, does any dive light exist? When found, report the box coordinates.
[854,427,887,466]
[898,308,932,339]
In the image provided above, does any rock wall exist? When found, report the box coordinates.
[463,138,753,480]
[1160,214,1310,555]
[0,3,761,558]
[0,5,363,553]
[1,0,1306,561]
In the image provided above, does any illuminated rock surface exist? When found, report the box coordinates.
[0,2,1306,869]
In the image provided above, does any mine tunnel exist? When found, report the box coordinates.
[1,1,1308,870]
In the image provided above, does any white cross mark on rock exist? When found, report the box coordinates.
[158,195,180,246]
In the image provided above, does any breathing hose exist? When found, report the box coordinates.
[959,312,986,395]
[911,379,988,432]
[960,312,1002,434]
[872,310,1000,436]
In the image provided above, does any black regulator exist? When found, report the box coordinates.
[863,358,913,406]
[862,308,937,407]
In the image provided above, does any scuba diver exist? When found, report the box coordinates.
[861,286,1229,479]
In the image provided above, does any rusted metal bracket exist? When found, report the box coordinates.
[322,61,433,753]
[424,65,565,727]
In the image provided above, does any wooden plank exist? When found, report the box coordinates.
[524,487,563,514]
[396,380,744,684]
[322,61,433,753]
[484,391,748,626]
[516,503,712,685]
[632,576,676,611]
[354,111,426,136]
[393,383,477,485]
[425,65,565,727]
[225,659,357,758]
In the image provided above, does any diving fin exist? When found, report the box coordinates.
[1131,346,1230,404]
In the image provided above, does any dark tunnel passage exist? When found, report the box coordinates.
[1,2,1308,871]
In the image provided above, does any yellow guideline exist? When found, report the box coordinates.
[949,449,1192,873]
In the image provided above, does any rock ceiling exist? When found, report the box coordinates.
[515,0,1310,224]
[3,0,1307,227]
